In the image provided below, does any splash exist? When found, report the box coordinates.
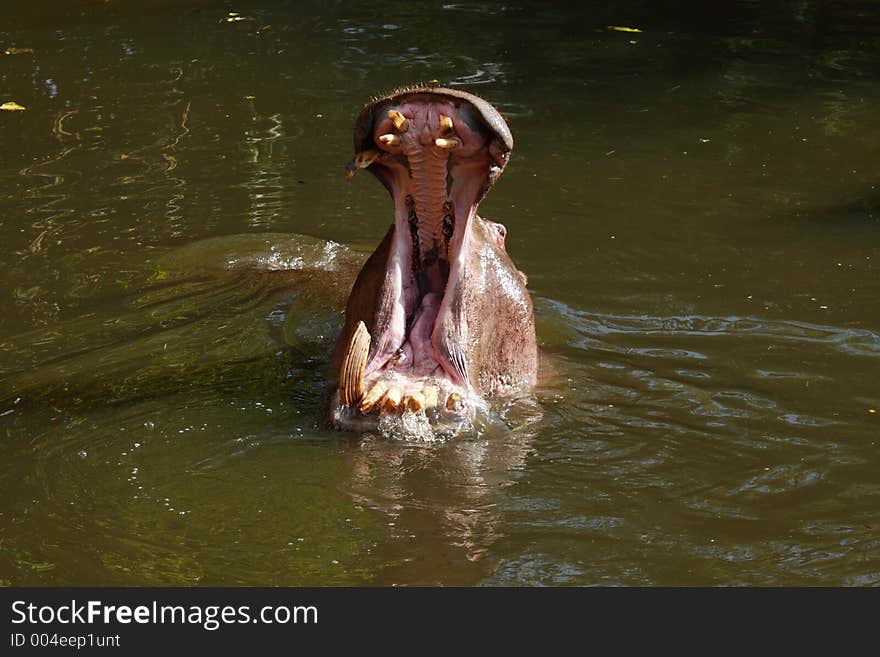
[377,407,439,442]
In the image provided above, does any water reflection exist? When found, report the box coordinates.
[237,103,289,228]
[343,399,541,583]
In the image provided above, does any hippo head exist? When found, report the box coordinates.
[332,86,537,437]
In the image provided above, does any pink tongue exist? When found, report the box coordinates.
[408,292,442,375]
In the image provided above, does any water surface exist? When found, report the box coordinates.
[1,0,878,585]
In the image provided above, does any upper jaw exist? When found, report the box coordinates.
[346,86,513,202]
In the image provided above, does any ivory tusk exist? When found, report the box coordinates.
[435,137,459,150]
[338,321,370,406]
[387,109,409,132]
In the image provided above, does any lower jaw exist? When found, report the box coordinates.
[333,197,474,434]
[331,365,477,436]
[338,366,469,413]
[330,385,475,440]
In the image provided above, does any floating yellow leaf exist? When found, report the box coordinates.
[4,47,34,55]
[608,25,642,33]
[1,101,26,111]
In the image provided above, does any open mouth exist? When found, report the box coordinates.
[336,87,512,420]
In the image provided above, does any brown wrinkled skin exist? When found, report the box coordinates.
[448,217,537,394]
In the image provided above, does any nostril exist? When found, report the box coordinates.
[486,220,507,250]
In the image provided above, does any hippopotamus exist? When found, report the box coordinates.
[331,86,538,436]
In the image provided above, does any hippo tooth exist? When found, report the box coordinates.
[382,386,403,412]
[387,109,409,132]
[359,380,388,414]
[445,392,463,411]
[439,114,453,132]
[434,137,459,150]
[405,391,426,412]
[339,321,370,407]
[377,133,400,147]
[421,385,439,409]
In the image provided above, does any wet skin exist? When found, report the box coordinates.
[332,87,538,433]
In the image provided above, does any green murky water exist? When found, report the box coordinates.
[1,0,878,585]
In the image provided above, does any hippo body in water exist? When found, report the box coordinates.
[331,87,538,436]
